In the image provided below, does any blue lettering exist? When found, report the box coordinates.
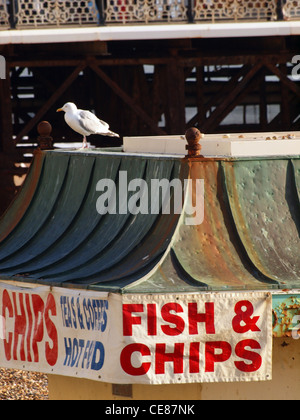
[83,299,89,329]
[63,337,72,366]
[101,301,108,332]
[77,339,85,367]
[91,341,105,371]
[82,340,91,368]
[77,298,84,329]
[70,338,79,367]
[60,296,72,327]
[60,296,108,331]
[71,297,77,329]
[63,337,104,371]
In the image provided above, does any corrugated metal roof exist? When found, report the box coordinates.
[0,149,299,293]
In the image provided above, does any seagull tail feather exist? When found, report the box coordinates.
[106,130,120,138]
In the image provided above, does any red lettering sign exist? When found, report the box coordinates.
[2,290,58,366]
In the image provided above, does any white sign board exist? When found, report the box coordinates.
[0,283,272,384]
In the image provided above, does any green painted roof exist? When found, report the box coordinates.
[0,149,299,293]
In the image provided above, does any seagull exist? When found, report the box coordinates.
[57,102,120,148]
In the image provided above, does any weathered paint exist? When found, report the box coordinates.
[168,159,277,291]
[0,150,299,293]
[223,158,300,289]
[272,293,300,337]
[0,149,299,336]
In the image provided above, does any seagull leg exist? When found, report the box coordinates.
[80,135,88,149]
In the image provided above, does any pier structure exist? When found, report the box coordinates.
[0,0,300,214]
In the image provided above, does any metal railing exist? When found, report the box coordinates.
[0,0,299,29]
[0,1,10,28]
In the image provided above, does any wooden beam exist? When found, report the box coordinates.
[201,63,264,132]
[195,66,205,128]
[164,59,186,134]
[8,50,294,69]
[279,63,291,128]
[0,68,14,153]
[151,65,165,124]
[10,57,170,68]
[89,62,166,135]
[265,62,300,98]
[268,97,300,131]
[209,67,266,132]
[259,71,268,130]
[15,63,86,142]
[187,65,252,128]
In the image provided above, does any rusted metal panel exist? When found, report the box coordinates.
[291,159,300,203]
[167,159,277,291]
[272,294,300,337]
[223,158,300,289]
[0,149,299,339]
[0,150,299,297]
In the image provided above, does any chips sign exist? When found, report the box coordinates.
[0,283,272,384]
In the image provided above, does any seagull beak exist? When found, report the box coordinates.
[56,108,63,112]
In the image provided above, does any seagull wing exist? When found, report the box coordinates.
[78,110,110,134]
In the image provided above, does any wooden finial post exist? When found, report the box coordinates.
[185,127,203,157]
[37,121,54,150]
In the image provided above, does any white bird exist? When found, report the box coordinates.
[57,102,120,149]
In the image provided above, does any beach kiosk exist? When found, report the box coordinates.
[0,127,299,400]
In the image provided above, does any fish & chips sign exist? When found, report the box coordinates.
[0,283,272,384]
